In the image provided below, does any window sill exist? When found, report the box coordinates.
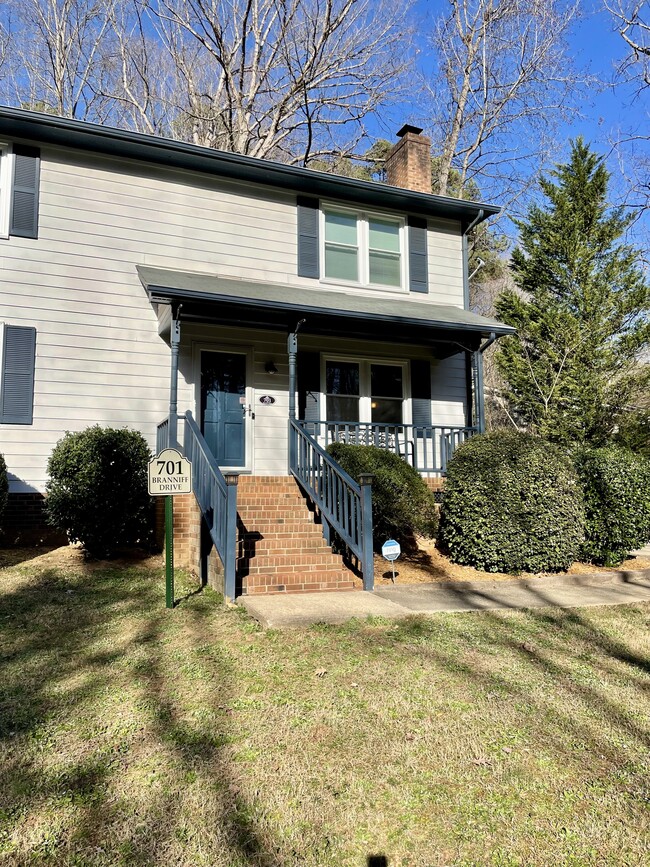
[319,276,408,294]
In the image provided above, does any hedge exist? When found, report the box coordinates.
[438,431,584,573]
[326,443,438,548]
[572,445,650,567]
[46,426,153,557]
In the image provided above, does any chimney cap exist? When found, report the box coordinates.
[396,124,424,138]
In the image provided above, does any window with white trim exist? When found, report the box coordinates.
[324,357,409,424]
[322,207,405,289]
[0,143,12,238]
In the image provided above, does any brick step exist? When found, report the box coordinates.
[239,537,332,552]
[237,476,296,486]
[246,583,357,595]
[245,554,345,570]
[237,496,306,506]
[237,503,312,523]
[238,519,319,528]
[245,573,357,590]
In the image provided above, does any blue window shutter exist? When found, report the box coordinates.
[10,145,40,239]
[408,216,428,294]
[1,325,36,424]
[411,359,432,427]
[297,196,319,278]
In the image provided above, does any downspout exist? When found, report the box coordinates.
[287,318,306,471]
[462,209,485,426]
[474,330,497,434]
[169,304,182,449]
[462,208,484,310]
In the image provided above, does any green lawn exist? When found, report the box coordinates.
[1,553,649,866]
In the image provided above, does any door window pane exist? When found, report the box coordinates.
[327,395,360,422]
[371,364,403,398]
[326,360,360,396]
[371,398,402,424]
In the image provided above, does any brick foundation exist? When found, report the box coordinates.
[1,493,67,547]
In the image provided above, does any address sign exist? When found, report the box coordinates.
[148,448,192,496]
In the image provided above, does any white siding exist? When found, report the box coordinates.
[0,144,467,491]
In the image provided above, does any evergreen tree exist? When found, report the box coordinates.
[496,139,650,445]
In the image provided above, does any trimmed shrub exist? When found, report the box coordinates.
[46,426,153,557]
[0,453,8,530]
[326,443,438,547]
[572,445,650,567]
[438,431,584,573]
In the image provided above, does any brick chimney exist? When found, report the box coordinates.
[384,124,432,193]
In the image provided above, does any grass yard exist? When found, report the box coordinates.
[1,550,649,866]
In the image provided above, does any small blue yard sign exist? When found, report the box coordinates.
[382,539,401,584]
[382,539,401,561]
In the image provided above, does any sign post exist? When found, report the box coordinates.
[148,448,192,609]
[381,539,401,584]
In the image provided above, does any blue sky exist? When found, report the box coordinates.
[368,1,649,241]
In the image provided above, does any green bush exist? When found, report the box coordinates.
[326,443,438,548]
[46,426,153,557]
[0,453,8,530]
[438,431,584,573]
[572,445,650,567]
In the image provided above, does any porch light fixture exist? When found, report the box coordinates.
[265,360,278,375]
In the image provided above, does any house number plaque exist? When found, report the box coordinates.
[259,395,276,404]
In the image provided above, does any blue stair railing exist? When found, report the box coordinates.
[157,411,238,601]
[289,419,374,591]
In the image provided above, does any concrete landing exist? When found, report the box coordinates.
[238,568,650,628]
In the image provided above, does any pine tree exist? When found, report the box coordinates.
[496,139,650,445]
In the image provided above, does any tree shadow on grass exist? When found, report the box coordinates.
[0,565,279,865]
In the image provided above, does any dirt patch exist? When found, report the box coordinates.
[0,544,162,571]
[374,538,650,586]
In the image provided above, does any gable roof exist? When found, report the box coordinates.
[0,106,500,229]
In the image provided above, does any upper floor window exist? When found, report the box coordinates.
[297,195,428,293]
[0,143,12,238]
[322,207,404,290]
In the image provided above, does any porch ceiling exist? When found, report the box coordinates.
[138,265,514,353]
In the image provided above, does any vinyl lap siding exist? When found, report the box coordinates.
[0,146,467,491]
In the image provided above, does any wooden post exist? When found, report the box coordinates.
[224,473,239,601]
[359,473,374,592]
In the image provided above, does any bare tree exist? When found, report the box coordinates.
[2,0,115,120]
[425,0,584,205]
[108,0,411,163]
[607,2,650,214]
[608,0,650,88]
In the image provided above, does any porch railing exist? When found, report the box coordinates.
[156,412,238,601]
[290,419,374,591]
[301,421,478,474]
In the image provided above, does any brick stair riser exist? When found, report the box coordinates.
[234,476,359,594]
[245,555,345,571]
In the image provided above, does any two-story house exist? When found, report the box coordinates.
[0,108,513,598]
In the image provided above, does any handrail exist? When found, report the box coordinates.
[303,421,477,474]
[181,411,238,601]
[289,419,374,591]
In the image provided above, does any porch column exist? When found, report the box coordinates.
[287,331,297,421]
[474,350,486,433]
[169,310,181,449]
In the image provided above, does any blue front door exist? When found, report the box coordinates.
[201,351,247,467]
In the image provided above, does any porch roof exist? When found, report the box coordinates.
[138,265,514,351]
